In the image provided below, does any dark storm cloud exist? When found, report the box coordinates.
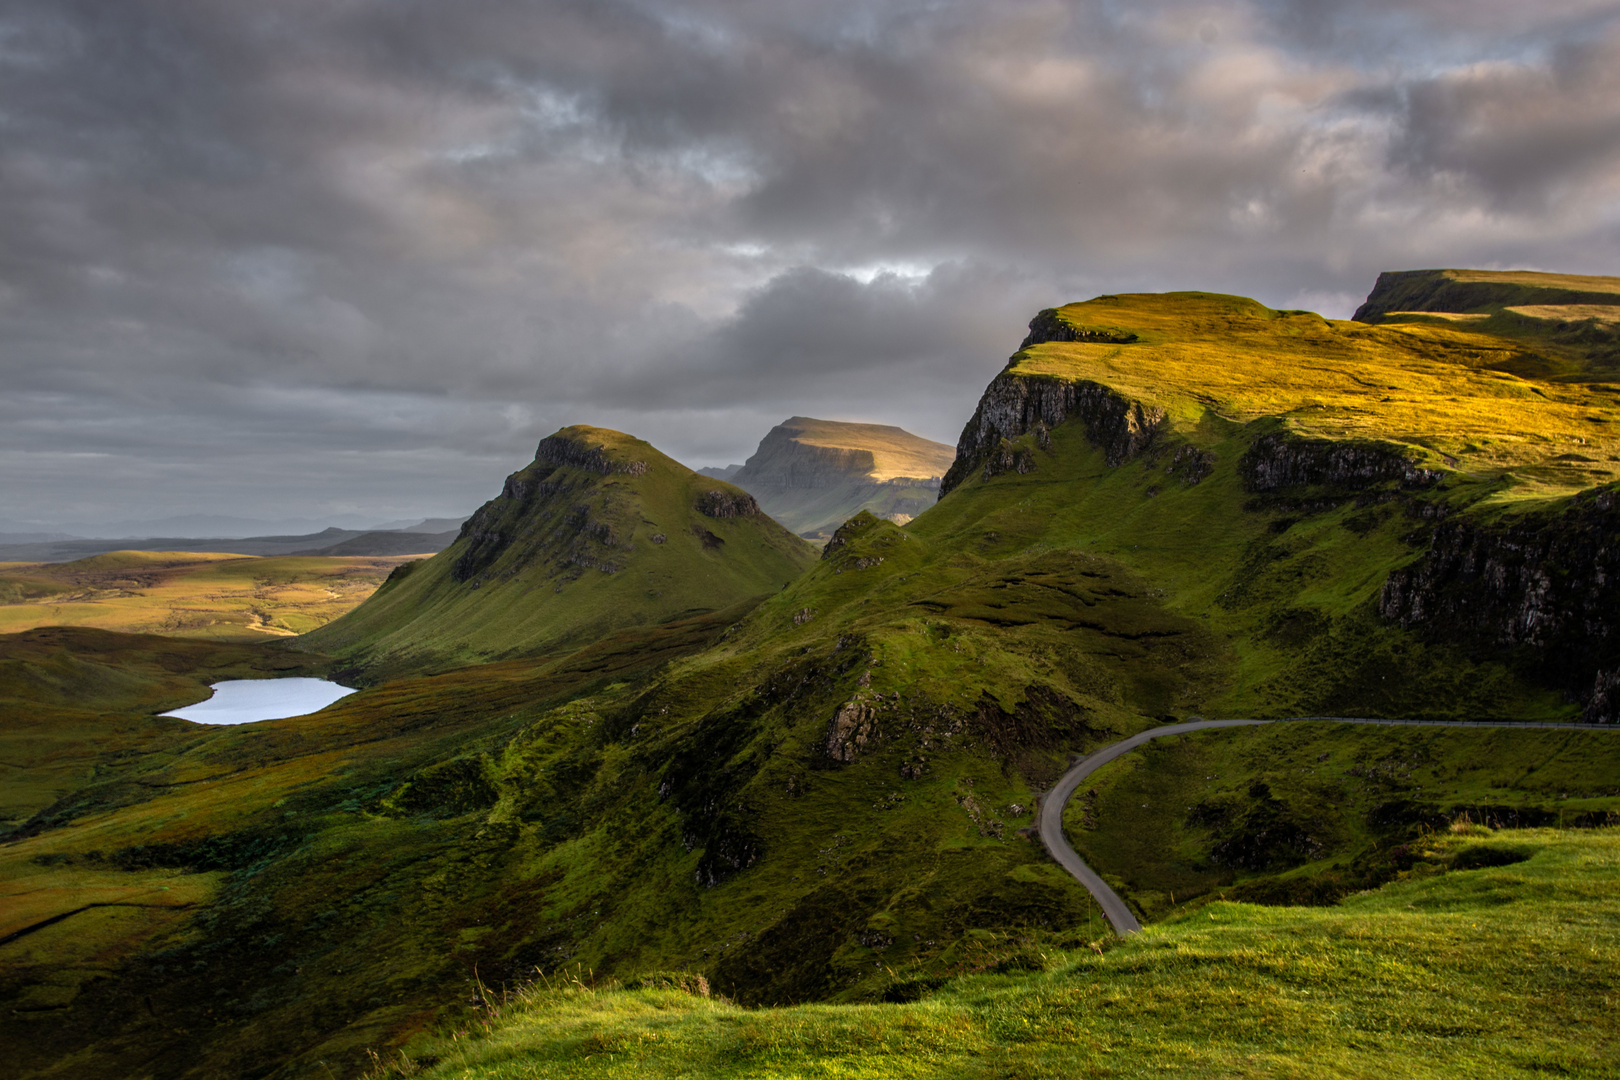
[2,0,1619,525]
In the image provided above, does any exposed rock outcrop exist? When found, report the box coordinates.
[534,434,649,477]
[826,699,879,762]
[939,374,1166,497]
[1018,307,1139,350]
[696,490,761,518]
[1379,485,1620,718]
[1240,432,1443,493]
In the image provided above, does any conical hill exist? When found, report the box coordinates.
[304,425,818,673]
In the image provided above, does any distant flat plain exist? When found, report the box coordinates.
[0,551,423,640]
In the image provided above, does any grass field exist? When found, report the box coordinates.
[373,825,1620,1079]
[0,550,419,640]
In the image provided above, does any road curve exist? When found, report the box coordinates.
[1038,716,1618,936]
[1037,719,1269,936]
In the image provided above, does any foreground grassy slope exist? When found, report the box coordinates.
[305,426,818,674]
[380,825,1620,1079]
[0,551,412,639]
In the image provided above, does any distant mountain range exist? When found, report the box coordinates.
[0,519,468,564]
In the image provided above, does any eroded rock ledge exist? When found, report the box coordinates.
[1241,432,1444,493]
[696,490,761,518]
[534,434,648,477]
[1379,486,1620,721]
[939,373,1167,496]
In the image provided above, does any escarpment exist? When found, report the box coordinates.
[939,373,1166,496]
[1379,486,1620,720]
[728,417,954,539]
[1240,432,1443,495]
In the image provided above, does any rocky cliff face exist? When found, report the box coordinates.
[939,373,1166,496]
[1379,486,1620,721]
[1018,307,1139,351]
[1240,432,1443,494]
[735,427,879,491]
[729,418,954,538]
[453,468,628,585]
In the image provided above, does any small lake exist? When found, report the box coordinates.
[162,678,357,725]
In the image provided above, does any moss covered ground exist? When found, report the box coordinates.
[1064,720,1620,920]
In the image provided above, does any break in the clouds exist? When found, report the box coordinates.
[2,0,1619,526]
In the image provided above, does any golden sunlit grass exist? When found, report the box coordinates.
[1014,292,1620,499]
[0,551,421,639]
[1506,304,1620,325]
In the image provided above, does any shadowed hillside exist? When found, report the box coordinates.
[302,425,819,675]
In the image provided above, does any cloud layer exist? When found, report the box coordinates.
[3,0,1619,525]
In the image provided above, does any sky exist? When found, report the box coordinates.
[4,0,1620,530]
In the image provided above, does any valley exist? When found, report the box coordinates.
[2,268,1619,1078]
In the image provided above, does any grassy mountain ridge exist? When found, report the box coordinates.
[1352,267,1620,376]
[303,425,818,676]
[6,277,1620,1078]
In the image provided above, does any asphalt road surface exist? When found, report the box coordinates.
[1038,715,1616,937]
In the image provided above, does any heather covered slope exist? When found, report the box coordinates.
[304,426,818,674]
[729,417,954,539]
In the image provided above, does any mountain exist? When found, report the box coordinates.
[8,514,379,539]
[291,529,461,557]
[728,416,955,540]
[1352,267,1620,375]
[302,425,819,674]
[366,516,470,533]
[0,526,459,564]
[7,277,1620,1080]
[696,464,743,481]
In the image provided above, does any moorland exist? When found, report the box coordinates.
[2,268,1618,1079]
[0,551,418,640]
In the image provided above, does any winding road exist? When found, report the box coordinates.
[1037,715,1616,936]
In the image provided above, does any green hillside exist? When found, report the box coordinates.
[6,277,1620,1078]
[304,426,819,675]
[371,824,1620,1080]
